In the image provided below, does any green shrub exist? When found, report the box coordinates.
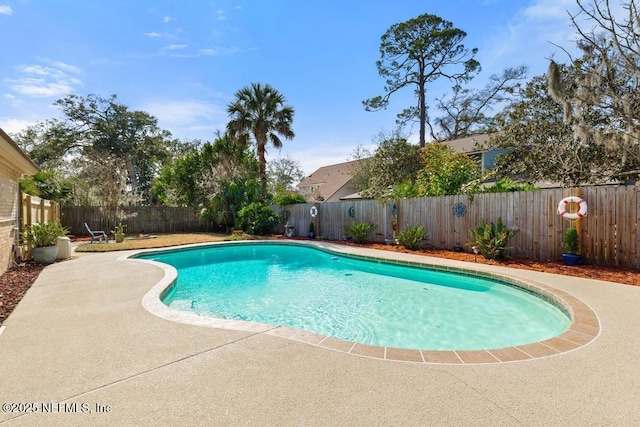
[469,217,516,261]
[273,192,307,205]
[235,202,279,235]
[343,221,375,244]
[23,221,68,247]
[397,224,428,250]
[563,227,579,255]
[481,178,538,193]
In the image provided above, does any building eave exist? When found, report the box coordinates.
[0,128,39,175]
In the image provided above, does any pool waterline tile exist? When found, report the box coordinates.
[134,240,601,365]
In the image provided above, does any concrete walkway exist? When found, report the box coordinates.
[0,242,639,426]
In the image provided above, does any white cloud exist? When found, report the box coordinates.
[144,31,162,38]
[0,118,36,134]
[197,48,217,56]
[52,61,83,74]
[162,16,174,23]
[5,62,83,98]
[8,80,74,97]
[90,58,121,66]
[478,0,582,76]
[216,9,226,20]
[165,44,188,50]
[141,99,227,138]
[0,5,12,15]
[280,144,355,176]
[523,0,575,19]
[172,46,239,58]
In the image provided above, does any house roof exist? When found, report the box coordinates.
[443,134,492,153]
[0,128,39,175]
[297,159,363,202]
[297,135,495,202]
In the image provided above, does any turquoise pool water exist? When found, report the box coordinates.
[139,243,571,351]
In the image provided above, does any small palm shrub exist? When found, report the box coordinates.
[563,227,579,255]
[343,222,374,244]
[23,221,68,247]
[235,202,279,235]
[469,217,516,261]
[397,224,428,250]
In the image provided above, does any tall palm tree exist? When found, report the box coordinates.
[226,82,295,199]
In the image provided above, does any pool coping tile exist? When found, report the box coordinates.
[488,347,532,363]
[350,343,386,359]
[421,351,463,364]
[456,350,501,364]
[318,337,355,353]
[385,348,424,363]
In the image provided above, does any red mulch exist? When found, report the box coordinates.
[0,262,46,325]
[282,236,639,287]
[333,240,640,287]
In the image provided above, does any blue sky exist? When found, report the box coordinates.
[1,0,582,175]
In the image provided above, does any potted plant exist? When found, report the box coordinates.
[308,221,315,239]
[562,226,581,266]
[111,222,126,243]
[22,221,69,265]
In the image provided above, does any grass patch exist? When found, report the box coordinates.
[74,233,232,252]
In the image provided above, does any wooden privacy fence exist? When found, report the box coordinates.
[62,206,212,236]
[22,194,60,226]
[281,185,640,269]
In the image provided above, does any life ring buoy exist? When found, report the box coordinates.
[558,196,588,219]
[310,206,318,217]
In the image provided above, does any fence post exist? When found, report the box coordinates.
[575,187,584,255]
[23,194,32,227]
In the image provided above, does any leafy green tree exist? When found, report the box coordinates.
[201,178,261,230]
[416,142,479,196]
[350,131,423,199]
[546,0,640,181]
[19,169,74,205]
[490,72,608,187]
[151,150,204,207]
[227,83,295,198]
[267,154,305,193]
[14,94,177,205]
[272,192,306,205]
[363,13,480,147]
[152,134,260,230]
[235,202,279,235]
[480,178,538,193]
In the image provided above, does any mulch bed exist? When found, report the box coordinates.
[0,262,46,325]
[333,240,640,287]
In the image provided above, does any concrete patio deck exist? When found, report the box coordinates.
[0,242,639,426]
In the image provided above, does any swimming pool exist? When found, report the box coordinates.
[137,242,571,351]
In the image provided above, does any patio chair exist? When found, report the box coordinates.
[84,223,109,244]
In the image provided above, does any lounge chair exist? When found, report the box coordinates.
[84,223,109,243]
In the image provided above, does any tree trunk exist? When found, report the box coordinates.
[419,79,427,147]
[257,140,267,200]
